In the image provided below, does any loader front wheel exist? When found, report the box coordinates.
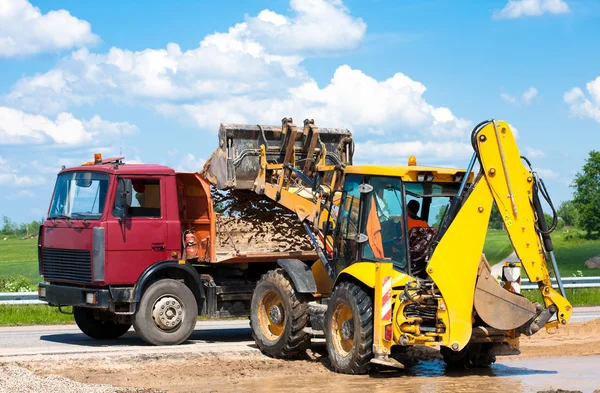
[250,269,310,358]
[325,281,373,374]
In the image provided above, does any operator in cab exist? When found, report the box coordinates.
[407,200,429,231]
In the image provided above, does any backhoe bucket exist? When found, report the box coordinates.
[203,121,353,190]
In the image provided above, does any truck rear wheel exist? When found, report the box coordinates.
[73,307,131,340]
[133,279,198,346]
[441,344,496,369]
[325,281,373,374]
[250,269,310,358]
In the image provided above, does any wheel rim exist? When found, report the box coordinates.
[257,289,285,340]
[152,295,184,331]
[331,302,354,356]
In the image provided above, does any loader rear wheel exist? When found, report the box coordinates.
[73,307,131,340]
[441,344,496,369]
[325,281,373,375]
[250,269,310,359]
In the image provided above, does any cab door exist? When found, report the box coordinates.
[105,176,168,284]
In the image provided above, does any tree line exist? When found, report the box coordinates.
[1,216,42,238]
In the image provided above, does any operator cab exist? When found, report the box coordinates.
[329,157,471,278]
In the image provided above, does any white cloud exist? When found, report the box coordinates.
[83,115,138,135]
[245,0,366,53]
[494,0,570,19]
[564,76,600,123]
[4,0,365,111]
[535,168,559,180]
[176,154,206,172]
[0,0,98,57]
[0,155,45,188]
[161,65,471,140]
[501,87,538,105]
[355,140,473,164]
[0,106,137,146]
[524,147,545,158]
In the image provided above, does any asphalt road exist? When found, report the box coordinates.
[0,320,255,361]
[0,307,598,362]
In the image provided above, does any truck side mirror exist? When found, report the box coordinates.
[115,178,132,218]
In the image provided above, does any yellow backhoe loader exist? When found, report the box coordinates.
[204,118,571,373]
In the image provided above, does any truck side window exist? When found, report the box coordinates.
[114,178,161,218]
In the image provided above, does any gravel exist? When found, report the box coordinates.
[0,365,119,393]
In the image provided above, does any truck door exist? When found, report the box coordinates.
[106,176,168,284]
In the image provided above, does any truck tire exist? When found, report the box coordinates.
[441,344,496,369]
[133,279,198,346]
[325,281,373,374]
[250,269,310,358]
[73,307,131,340]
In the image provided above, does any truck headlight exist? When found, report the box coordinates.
[85,292,97,304]
[38,287,46,298]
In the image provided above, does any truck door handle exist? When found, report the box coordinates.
[152,243,166,251]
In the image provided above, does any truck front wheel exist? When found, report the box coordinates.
[250,269,311,358]
[133,279,198,345]
[73,307,131,340]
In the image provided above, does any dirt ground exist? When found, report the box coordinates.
[11,319,600,393]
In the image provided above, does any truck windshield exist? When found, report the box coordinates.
[49,172,110,219]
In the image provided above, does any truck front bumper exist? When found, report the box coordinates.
[38,282,134,311]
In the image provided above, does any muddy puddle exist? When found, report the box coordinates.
[231,356,600,393]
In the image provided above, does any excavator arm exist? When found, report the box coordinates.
[429,120,572,351]
[474,120,572,328]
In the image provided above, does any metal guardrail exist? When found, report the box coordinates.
[0,292,46,305]
[520,276,600,290]
[0,277,599,305]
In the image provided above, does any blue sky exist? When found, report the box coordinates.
[1,0,599,223]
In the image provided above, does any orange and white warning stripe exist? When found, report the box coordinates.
[382,276,392,321]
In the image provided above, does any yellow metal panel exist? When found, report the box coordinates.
[311,260,333,296]
[343,165,473,183]
[335,262,412,288]
[427,179,493,350]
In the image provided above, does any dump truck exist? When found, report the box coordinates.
[37,123,354,345]
[204,118,572,373]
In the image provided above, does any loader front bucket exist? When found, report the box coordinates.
[203,120,354,190]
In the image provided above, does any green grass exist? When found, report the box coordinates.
[483,229,513,265]
[482,228,600,277]
[0,235,42,286]
[522,287,600,307]
[0,304,242,326]
[0,305,74,326]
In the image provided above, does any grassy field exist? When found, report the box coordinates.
[483,228,600,277]
[0,305,74,326]
[0,235,41,288]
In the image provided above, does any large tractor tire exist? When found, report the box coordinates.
[133,279,198,346]
[250,269,311,358]
[73,307,131,340]
[325,281,374,374]
[441,343,496,369]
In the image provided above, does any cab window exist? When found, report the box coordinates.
[113,178,161,218]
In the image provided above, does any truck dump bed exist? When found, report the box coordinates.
[176,172,316,264]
